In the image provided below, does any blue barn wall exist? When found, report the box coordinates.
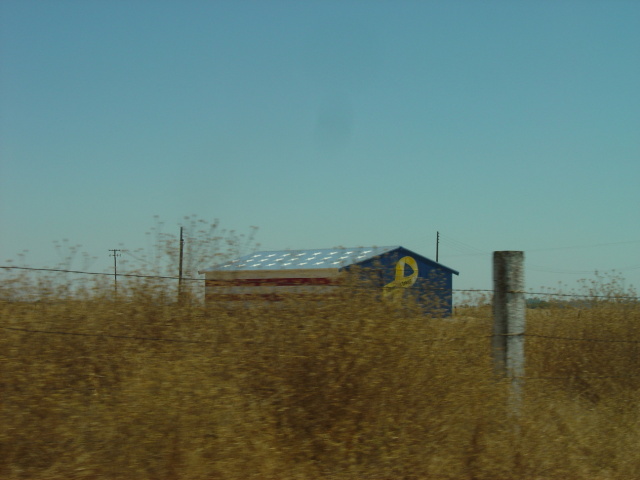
[344,247,458,315]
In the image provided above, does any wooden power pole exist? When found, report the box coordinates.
[108,249,122,295]
[178,227,184,302]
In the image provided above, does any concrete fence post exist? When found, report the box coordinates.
[492,251,526,411]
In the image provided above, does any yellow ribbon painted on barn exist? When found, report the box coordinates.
[383,256,419,299]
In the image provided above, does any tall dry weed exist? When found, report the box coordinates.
[0,262,638,479]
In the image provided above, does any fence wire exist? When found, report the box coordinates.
[2,265,638,300]
[2,263,639,375]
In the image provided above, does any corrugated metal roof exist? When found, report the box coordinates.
[202,246,400,272]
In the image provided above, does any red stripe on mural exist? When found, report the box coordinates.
[205,293,338,302]
[206,277,337,287]
[206,293,285,302]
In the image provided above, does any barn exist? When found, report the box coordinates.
[199,246,459,314]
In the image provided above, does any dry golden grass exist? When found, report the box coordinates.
[0,273,639,479]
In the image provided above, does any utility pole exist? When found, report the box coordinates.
[178,227,184,303]
[436,231,440,262]
[108,249,122,295]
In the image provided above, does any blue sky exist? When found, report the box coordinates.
[1,0,639,295]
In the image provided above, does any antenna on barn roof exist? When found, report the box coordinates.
[436,231,440,262]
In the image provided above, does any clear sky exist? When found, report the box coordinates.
[1,0,639,295]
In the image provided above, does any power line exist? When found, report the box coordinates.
[0,265,202,281]
[437,234,489,257]
[433,235,640,262]
[121,250,158,266]
[526,240,640,253]
[528,263,640,274]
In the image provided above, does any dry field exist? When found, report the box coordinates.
[1,271,639,480]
